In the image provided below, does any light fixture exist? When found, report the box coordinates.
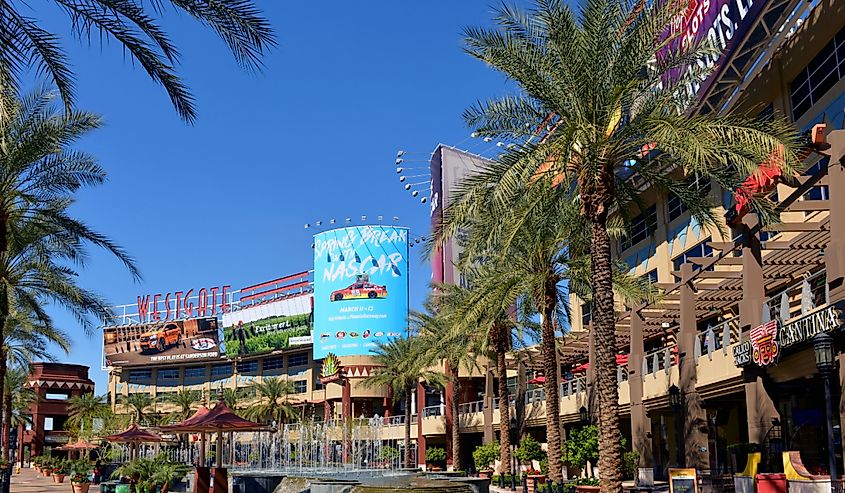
[396,167,403,173]
[412,191,419,197]
[304,223,310,229]
[579,406,589,424]
[399,176,407,182]
[395,158,403,164]
[421,197,427,204]
[404,184,411,190]
[471,132,479,138]
[668,384,682,409]
[397,150,405,157]
[814,332,835,373]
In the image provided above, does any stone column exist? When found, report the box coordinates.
[445,364,454,468]
[629,309,654,485]
[679,263,710,471]
[417,381,427,469]
[516,358,527,443]
[739,220,780,444]
[483,364,495,443]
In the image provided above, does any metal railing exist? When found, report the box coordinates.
[383,415,405,426]
[525,387,545,404]
[643,344,677,377]
[458,400,484,415]
[696,318,741,360]
[560,375,588,397]
[763,269,828,323]
[423,405,443,417]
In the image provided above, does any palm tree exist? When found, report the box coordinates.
[0,0,275,123]
[3,366,34,456]
[165,389,202,423]
[451,1,802,488]
[220,387,243,414]
[67,393,110,436]
[363,337,445,469]
[428,281,519,475]
[119,393,155,425]
[244,378,296,425]
[0,87,139,457]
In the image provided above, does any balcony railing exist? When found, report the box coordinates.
[383,415,405,427]
[458,400,484,415]
[643,344,677,377]
[763,269,828,323]
[423,405,443,417]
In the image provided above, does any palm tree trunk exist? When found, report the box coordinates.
[404,385,413,469]
[590,220,622,493]
[3,390,11,462]
[0,344,7,462]
[450,364,461,471]
[497,350,511,475]
[541,281,563,483]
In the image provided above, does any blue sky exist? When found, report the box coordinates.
[33,1,526,392]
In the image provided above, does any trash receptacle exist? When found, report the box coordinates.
[756,473,787,493]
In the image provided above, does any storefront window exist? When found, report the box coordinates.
[288,353,308,368]
[790,24,845,119]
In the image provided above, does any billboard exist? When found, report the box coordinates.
[221,294,313,358]
[103,317,221,367]
[313,225,409,358]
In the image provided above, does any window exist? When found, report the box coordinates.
[157,369,179,381]
[237,360,258,374]
[581,302,592,328]
[45,392,69,401]
[790,24,845,119]
[211,364,232,377]
[44,417,54,431]
[673,239,713,272]
[804,158,830,201]
[263,357,284,372]
[128,369,152,381]
[314,378,324,391]
[293,380,307,394]
[288,353,308,368]
[184,367,206,379]
[622,205,657,250]
[642,270,658,284]
[667,176,712,222]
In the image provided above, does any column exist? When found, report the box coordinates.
[417,381,427,469]
[483,365,494,443]
[516,358,527,443]
[342,380,351,463]
[587,324,597,420]
[629,309,653,486]
[739,220,780,444]
[679,263,710,471]
[445,365,454,469]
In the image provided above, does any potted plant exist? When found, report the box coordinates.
[52,459,68,483]
[71,461,92,493]
[524,468,546,493]
[472,441,499,478]
[31,455,40,472]
[425,447,447,471]
[41,456,53,477]
[573,477,600,493]
[515,436,547,473]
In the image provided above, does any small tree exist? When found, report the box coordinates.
[562,426,600,476]
[473,442,500,471]
[514,435,546,465]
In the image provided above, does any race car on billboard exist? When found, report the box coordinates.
[139,323,182,353]
[330,279,388,301]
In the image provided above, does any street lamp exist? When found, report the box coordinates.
[813,332,837,481]
[579,406,590,425]
[668,385,683,467]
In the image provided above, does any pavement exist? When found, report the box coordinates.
[11,467,103,492]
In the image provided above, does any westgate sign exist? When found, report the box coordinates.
[733,306,840,367]
[137,285,232,323]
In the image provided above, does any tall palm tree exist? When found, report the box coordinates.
[165,389,202,423]
[363,337,445,469]
[0,86,139,457]
[220,387,244,414]
[0,0,275,123]
[413,298,480,472]
[438,180,652,482]
[3,366,34,456]
[119,393,155,425]
[451,2,803,489]
[67,393,110,435]
[244,377,296,425]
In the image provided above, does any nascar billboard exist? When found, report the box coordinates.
[103,317,221,367]
[221,294,313,358]
[313,225,409,358]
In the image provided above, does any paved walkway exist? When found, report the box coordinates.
[11,467,102,492]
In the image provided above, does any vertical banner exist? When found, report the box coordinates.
[313,225,409,359]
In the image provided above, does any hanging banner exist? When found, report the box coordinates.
[313,225,409,359]
[220,294,313,358]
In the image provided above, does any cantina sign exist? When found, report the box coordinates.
[733,306,840,367]
[137,285,232,323]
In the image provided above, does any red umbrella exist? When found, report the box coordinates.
[527,376,545,385]
[571,354,629,372]
[105,423,164,443]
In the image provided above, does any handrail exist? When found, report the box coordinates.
[458,400,484,415]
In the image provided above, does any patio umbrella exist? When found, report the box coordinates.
[105,423,164,460]
[160,406,210,464]
[59,438,99,459]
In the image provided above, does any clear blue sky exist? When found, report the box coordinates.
[35,1,527,392]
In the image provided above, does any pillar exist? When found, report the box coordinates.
[445,364,454,469]
[679,262,710,471]
[629,309,653,485]
[739,220,780,444]
[586,323,598,420]
[483,364,495,444]
[516,358,527,443]
[342,380,351,463]
[417,381,427,469]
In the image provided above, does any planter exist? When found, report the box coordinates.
[72,482,91,493]
[574,487,600,493]
[41,467,53,477]
[479,471,493,479]
[52,473,65,483]
[526,475,546,493]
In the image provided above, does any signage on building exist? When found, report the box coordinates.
[668,468,698,493]
[312,225,409,359]
[319,353,344,385]
[733,306,840,367]
[221,293,313,358]
[136,285,231,323]
[103,317,221,367]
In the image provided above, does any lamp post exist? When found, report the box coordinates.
[579,406,590,425]
[509,416,517,490]
[668,384,683,467]
[813,332,837,481]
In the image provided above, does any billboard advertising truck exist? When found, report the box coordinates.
[221,293,313,358]
[313,225,409,359]
[103,317,221,367]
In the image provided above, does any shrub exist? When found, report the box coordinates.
[561,425,599,470]
[472,441,500,471]
[622,450,639,479]
[380,446,400,461]
[514,435,546,463]
[426,446,447,463]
